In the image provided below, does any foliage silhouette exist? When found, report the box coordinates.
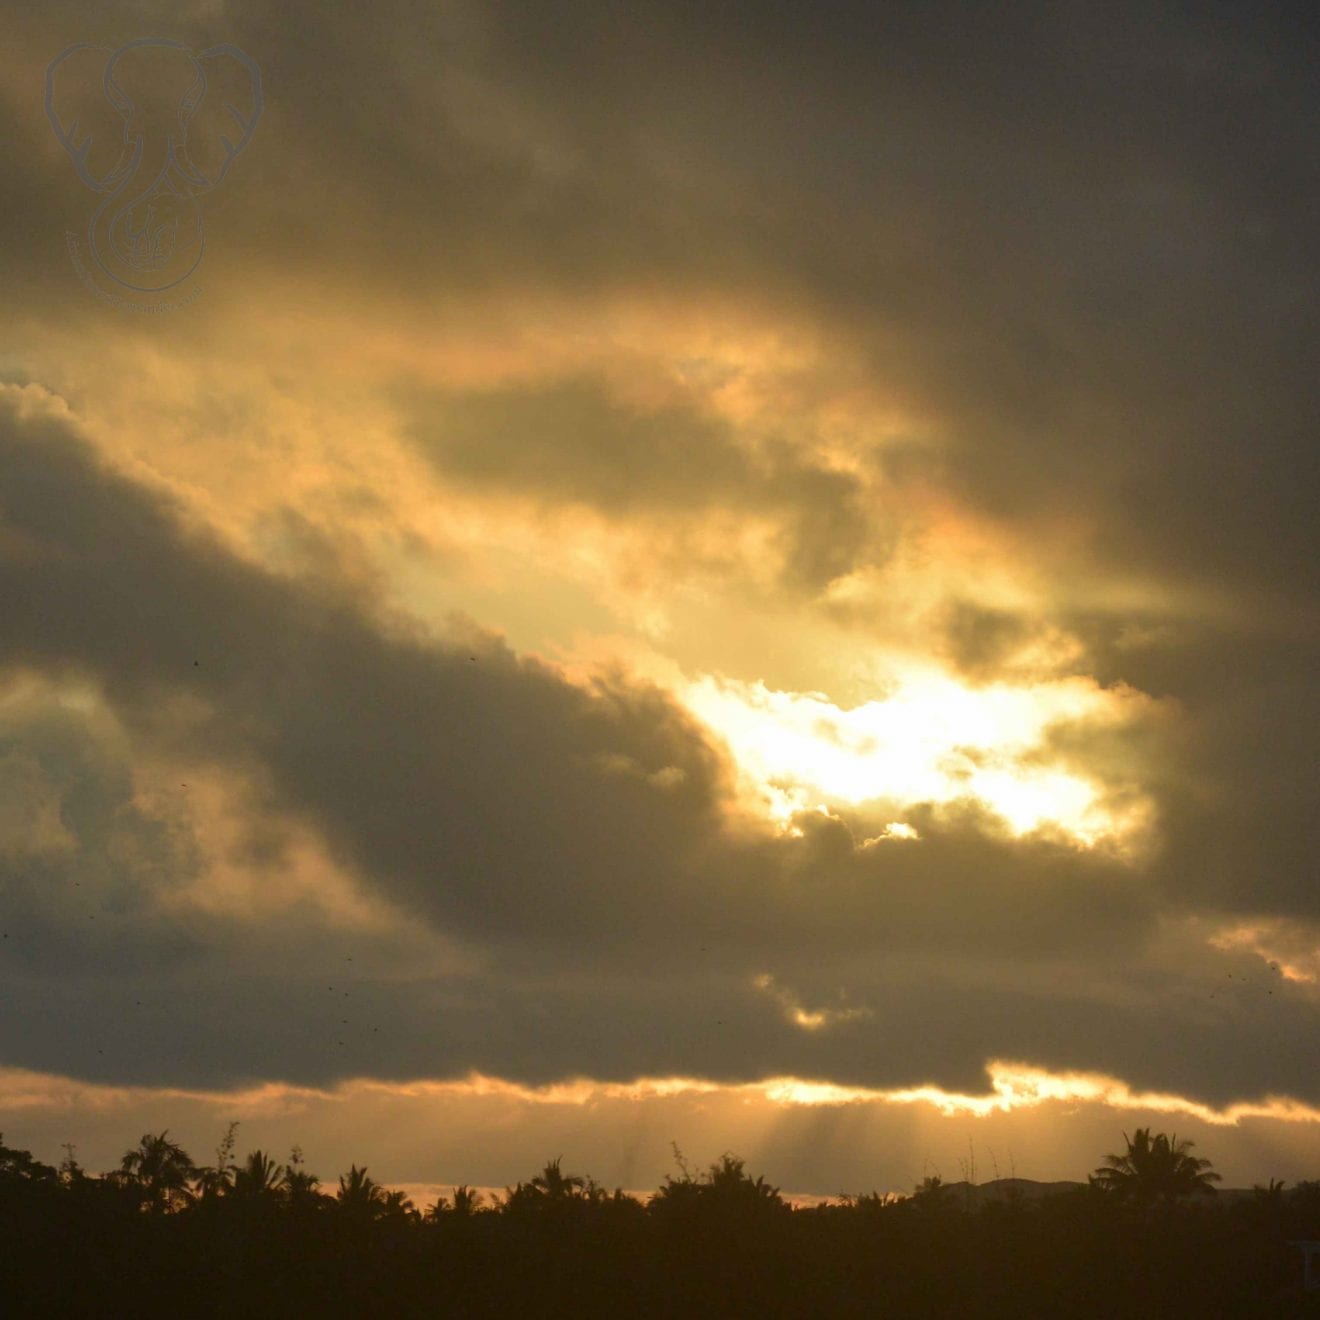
[1090,1127,1222,1204]
[111,1130,198,1214]
[428,1182,484,1219]
[0,1134,59,1187]
[195,1120,240,1203]
[280,1143,328,1214]
[503,1155,589,1213]
[231,1148,285,1199]
[336,1163,386,1218]
[0,1127,1316,1317]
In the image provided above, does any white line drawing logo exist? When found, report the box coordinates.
[46,38,263,301]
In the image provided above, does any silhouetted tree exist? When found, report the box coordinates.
[232,1149,285,1199]
[195,1120,240,1203]
[1090,1128,1220,1204]
[379,1187,419,1224]
[280,1144,327,1213]
[530,1157,587,1201]
[336,1163,386,1218]
[0,1135,59,1187]
[58,1142,90,1189]
[649,1152,789,1227]
[1252,1177,1287,1204]
[112,1130,198,1214]
[503,1157,592,1216]
[428,1184,484,1219]
[1,1124,1311,1317]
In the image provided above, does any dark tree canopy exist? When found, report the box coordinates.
[1091,1127,1222,1204]
[0,1126,1315,1317]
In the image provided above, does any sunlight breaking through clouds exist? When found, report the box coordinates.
[681,668,1155,848]
[5,1062,1319,1129]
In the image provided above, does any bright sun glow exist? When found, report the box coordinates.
[681,666,1151,848]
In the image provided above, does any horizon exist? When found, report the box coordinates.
[6,1064,1320,1201]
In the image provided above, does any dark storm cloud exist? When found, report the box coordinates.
[0,687,203,976]
[2,395,1320,1106]
[1039,610,1320,920]
[8,1,1315,610]
[1133,635,1320,919]
[0,396,730,956]
[0,395,1132,970]
[401,374,873,592]
[189,0,1315,616]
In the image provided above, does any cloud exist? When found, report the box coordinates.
[400,373,874,595]
[0,678,204,977]
[0,389,1318,1113]
[0,387,728,956]
[10,0,1313,643]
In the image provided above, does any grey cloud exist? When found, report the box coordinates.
[401,374,874,593]
[4,398,1320,1106]
[938,601,1035,678]
[0,400,732,960]
[1049,615,1320,920]
[6,911,1318,1111]
[8,0,1315,618]
[0,396,1245,1101]
[0,690,203,985]
[0,397,1139,972]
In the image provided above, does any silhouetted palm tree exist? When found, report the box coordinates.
[379,1188,419,1224]
[1252,1177,1287,1203]
[503,1157,591,1215]
[705,1154,786,1209]
[427,1184,484,1219]
[649,1152,789,1227]
[280,1146,327,1214]
[232,1149,285,1199]
[336,1163,386,1218]
[1091,1128,1220,1203]
[115,1131,197,1213]
[530,1157,587,1202]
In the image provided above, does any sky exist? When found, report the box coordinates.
[0,0,1317,1199]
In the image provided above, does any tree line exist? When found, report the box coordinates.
[1,1126,1318,1317]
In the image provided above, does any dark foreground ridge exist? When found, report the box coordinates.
[2,1130,1319,1318]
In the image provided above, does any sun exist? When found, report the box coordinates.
[679,663,1152,848]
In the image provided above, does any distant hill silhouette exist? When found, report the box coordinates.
[939,1176,1087,1205]
[938,1176,1252,1207]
